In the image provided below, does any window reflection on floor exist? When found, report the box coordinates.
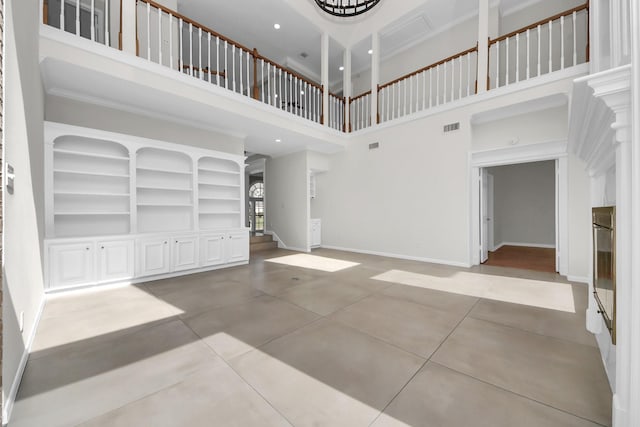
[266,254,360,272]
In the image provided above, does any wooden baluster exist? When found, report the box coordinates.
[458,56,462,99]
[422,71,426,110]
[260,59,265,102]
[560,16,565,69]
[147,3,151,59]
[158,8,163,65]
[284,73,289,112]
[526,29,530,80]
[515,33,520,82]
[403,77,407,116]
[436,65,440,105]
[91,0,95,41]
[409,76,414,114]
[450,58,455,100]
[278,68,283,109]
[224,40,228,89]
[506,37,510,85]
[246,51,251,95]
[495,41,500,88]
[105,0,110,46]
[572,11,577,66]
[537,25,541,76]
[217,38,221,85]
[169,14,173,69]
[429,68,433,108]
[76,0,80,35]
[549,20,553,72]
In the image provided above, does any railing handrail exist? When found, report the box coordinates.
[378,45,478,91]
[137,0,323,91]
[329,92,344,101]
[489,3,588,45]
[350,90,371,103]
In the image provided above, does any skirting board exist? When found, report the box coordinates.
[567,275,590,284]
[321,245,471,268]
[3,296,46,425]
[265,230,309,253]
[493,242,556,251]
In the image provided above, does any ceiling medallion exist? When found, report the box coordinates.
[314,0,382,17]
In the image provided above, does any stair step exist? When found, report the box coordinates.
[250,234,274,244]
[250,241,278,252]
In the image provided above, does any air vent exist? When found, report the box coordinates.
[443,122,460,133]
[369,142,380,150]
[300,52,308,59]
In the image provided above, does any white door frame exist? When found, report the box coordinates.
[469,140,568,276]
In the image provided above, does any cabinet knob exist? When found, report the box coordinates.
[86,247,91,251]
[222,237,224,240]
[101,246,105,249]
[175,240,178,243]
[164,241,168,244]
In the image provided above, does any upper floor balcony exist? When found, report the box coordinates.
[39,0,594,149]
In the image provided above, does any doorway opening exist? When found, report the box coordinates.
[248,180,264,235]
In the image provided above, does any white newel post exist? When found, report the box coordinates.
[321,32,329,126]
[371,32,379,125]
[344,48,352,132]
[120,0,137,54]
[476,0,489,93]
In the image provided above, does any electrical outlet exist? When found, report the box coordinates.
[19,311,25,332]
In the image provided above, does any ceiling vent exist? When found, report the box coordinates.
[380,14,432,54]
[443,122,460,133]
[369,142,380,150]
[299,52,308,59]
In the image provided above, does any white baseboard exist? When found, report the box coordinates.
[3,296,46,425]
[567,275,590,284]
[493,242,556,251]
[265,230,308,253]
[320,245,471,268]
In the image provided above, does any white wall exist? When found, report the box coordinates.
[265,151,309,251]
[499,0,586,35]
[3,0,46,420]
[488,161,556,248]
[45,96,244,155]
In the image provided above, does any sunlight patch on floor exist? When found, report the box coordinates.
[266,254,360,272]
[372,270,576,313]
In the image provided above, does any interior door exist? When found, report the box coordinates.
[480,169,489,263]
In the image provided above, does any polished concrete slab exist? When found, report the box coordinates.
[9,248,612,427]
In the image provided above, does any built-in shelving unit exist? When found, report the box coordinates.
[198,157,242,230]
[52,136,131,237]
[136,148,194,234]
[45,123,249,292]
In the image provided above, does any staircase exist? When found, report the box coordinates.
[250,234,278,253]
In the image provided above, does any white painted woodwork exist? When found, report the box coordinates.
[44,123,249,291]
[49,242,96,288]
[200,233,226,267]
[310,218,321,248]
[97,239,135,283]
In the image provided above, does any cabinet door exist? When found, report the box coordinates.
[172,235,199,272]
[138,238,171,277]
[226,230,249,263]
[97,240,135,283]
[201,233,226,267]
[48,242,95,289]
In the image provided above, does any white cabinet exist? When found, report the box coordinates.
[201,233,226,267]
[226,230,249,263]
[138,237,171,277]
[49,242,95,289]
[172,235,199,272]
[97,239,135,283]
[310,219,321,248]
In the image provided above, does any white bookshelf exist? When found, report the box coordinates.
[52,136,131,237]
[136,148,194,234]
[198,157,242,230]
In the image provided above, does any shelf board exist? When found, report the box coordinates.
[53,169,130,178]
[137,185,193,192]
[137,203,193,207]
[54,212,130,216]
[198,167,239,175]
[198,197,241,201]
[54,192,130,197]
[198,182,240,188]
[54,148,130,161]
[199,211,241,215]
[137,167,192,175]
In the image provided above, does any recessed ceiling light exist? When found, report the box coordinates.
[368,49,373,55]
[275,139,281,142]
[273,23,281,30]
[300,91,305,95]
[339,66,344,71]
[275,94,278,98]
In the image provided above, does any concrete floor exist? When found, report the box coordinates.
[10,248,611,426]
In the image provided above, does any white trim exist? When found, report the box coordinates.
[470,141,569,276]
[566,275,590,284]
[265,230,308,253]
[321,245,472,268]
[3,297,46,424]
[492,242,556,250]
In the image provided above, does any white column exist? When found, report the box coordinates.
[477,0,490,93]
[343,47,352,132]
[121,0,137,54]
[627,2,640,426]
[371,32,380,125]
[321,32,329,126]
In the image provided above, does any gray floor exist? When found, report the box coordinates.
[10,248,612,426]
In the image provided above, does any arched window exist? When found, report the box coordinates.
[249,182,264,199]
